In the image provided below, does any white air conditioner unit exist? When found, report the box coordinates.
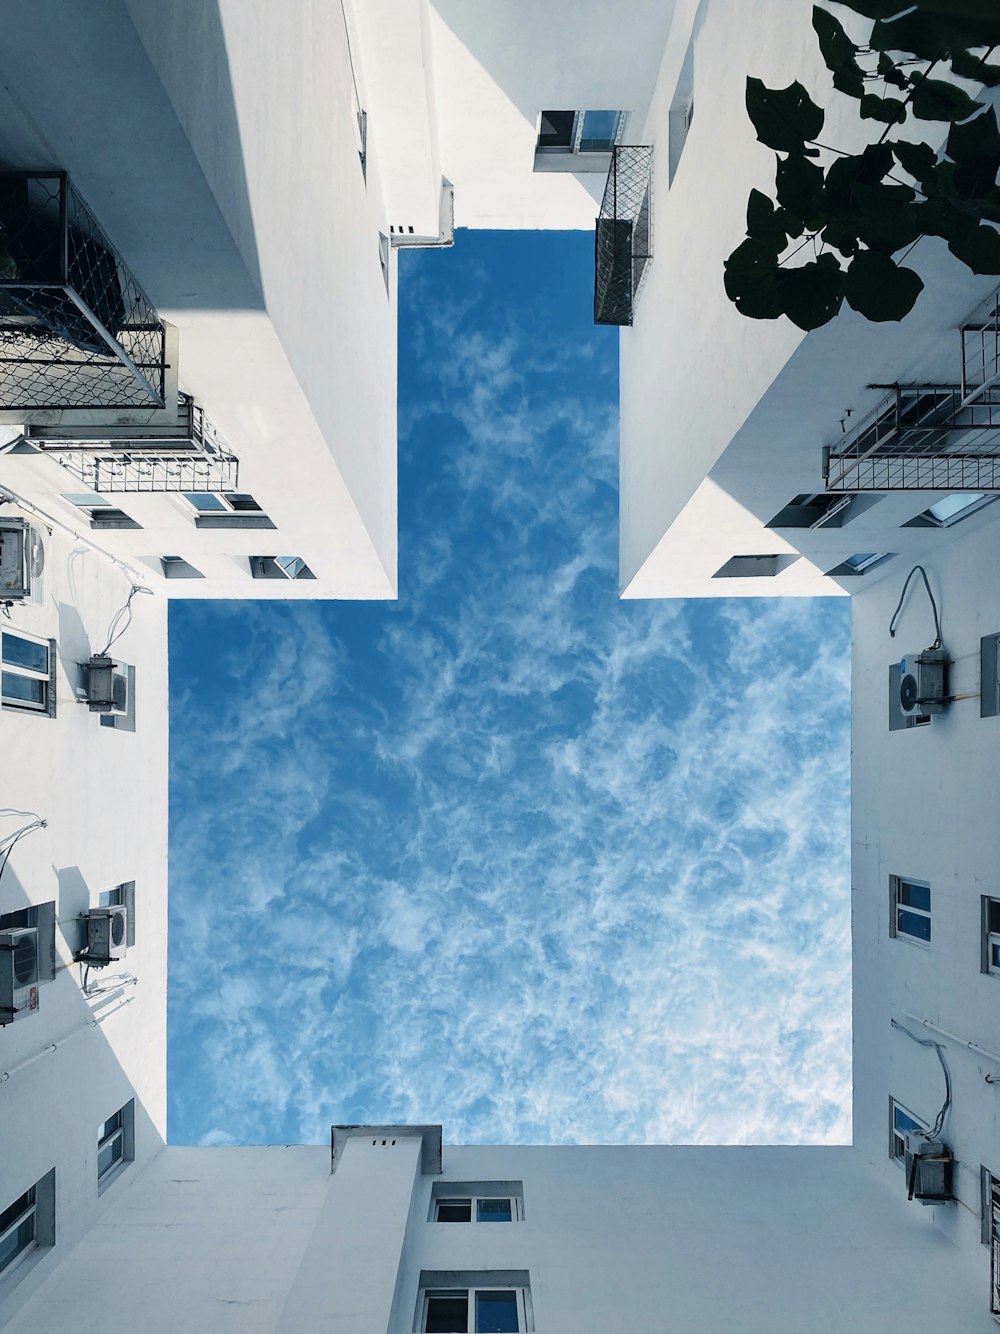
[85,656,130,715]
[0,927,41,1025]
[899,647,949,717]
[0,519,45,601]
[82,906,128,965]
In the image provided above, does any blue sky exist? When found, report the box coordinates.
[168,231,852,1148]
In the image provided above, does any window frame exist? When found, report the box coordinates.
[982,897,1000,976]
[889,875,931,945]
[0,1187,36,1281]
[97,1098,135,1194]
[535,109,626,158]
[1,628,56,717]
[421,1286,530,1333]
[433,1195,520,1223]
[890,1097,927,1163]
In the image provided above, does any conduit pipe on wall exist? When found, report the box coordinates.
[0,483,154,588]
[0,996,136,1085]
[898,1010,1000,1082]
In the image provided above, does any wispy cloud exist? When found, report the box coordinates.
[168,233,850,1148]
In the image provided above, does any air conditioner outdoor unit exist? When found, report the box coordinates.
[0,927,40,1025]
[905,1131,955,1205]
[899,647,949,717]
[82,906,128,965]
[85,655,130,715]
[0,519,44,601]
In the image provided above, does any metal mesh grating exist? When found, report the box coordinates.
[594,146,652,327]
[825,284,1000,492]
[0,173,166,410]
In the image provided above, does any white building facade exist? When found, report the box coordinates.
[2,0,1000,1330]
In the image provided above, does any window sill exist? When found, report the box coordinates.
[533,150,612,175]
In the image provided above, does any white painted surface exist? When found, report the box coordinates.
[0,500,167,1326]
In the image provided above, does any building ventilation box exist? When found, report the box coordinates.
[905,1132,955,1204]
[0,927,40,1025]
[0,519,44,600]
[85,656,130,714]
[82,906,128,965]
[899,647,949,717]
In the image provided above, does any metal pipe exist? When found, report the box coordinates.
[0,483,152,586]
[898,1009,1000,1072]
[0,995,135,1085]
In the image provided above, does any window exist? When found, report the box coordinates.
[990,1174,1000,1318]
[0,1171,54,1285]
[983,898,1000,975]
[890,875,931,943]
[890,1098,926,1162]
[160,555,204,579]
[1,629,55,716]
[250,555,315,581]
[827,551,893,576]
[97,1099,134,1192]
[713,554,797,578]
[534,110,625,170]
[982,633,1000,719]
[668,32,695,184]
[434,1196,518,1223]
[63,494,140,530]
[905,492,997,529]
[182,493,275,530]
[422,1289,529,1333]
[98,882,136,948]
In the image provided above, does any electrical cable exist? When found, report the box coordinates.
[98,584,153,658]
[0,818,47,887]
[889,564,942,648]
[891,1019,952,1140]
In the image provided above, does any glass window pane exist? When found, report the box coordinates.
[899,881,930,912]
[183,492,227,512]
[477,1198,512,1222]
[2,672,46,706]
[927,493,987,524]
[579,109,620,151]
[898,909,931,941]
[537,110,575,148]
[0,1214,34,1274]
[2,634,48,673]
[476,1291,519,1333]
[426,1292,469,1333]
[845,552,884,570]
[992,941,1000,969]
[275,556,307,579]
[97,1136,122,1179]
[988,900,1000,934]
[63,493,110,507]
[226,493,262,512]
[0,1191,33,1236]
[893,1106,922,1135]
[436,1200,472,1222]
[99,1112,122,1142]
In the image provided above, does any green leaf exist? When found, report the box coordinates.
[776,153,826,229]
[822,219,861,256]
[746,77,825,153]
[918,4,1000,50]
[915,197,975,242]
[911,77,983,123]
[776,207,806,239]
[814,7,865,97]
[870,10,996,60]
[860,93,908,123]
[746,189,789,252]
[844,250,924,321]
[945,106,1000,182]
[948,223,1000,273]
[724,239,784,319]
[823,145,894,214]
[834,0,909,18]
[891,139,938,184]
[776,253,845,330]
[950,48,1000,88]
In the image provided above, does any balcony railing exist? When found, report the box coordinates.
[27,394,238,493]
[0,173,167,411]
[825,285,1000,491]
[594,146,652,327]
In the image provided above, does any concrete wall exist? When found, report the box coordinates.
[5,1141,994,1332]
[852,519,1000,1261]
[0,499,168,1325]
[618,0,1000,598]
[0,0,401,599]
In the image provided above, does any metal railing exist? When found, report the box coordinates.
[29,394,238,493]
[594,146,652,327]
[0,173,167,410]
[825,284,1000,491]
